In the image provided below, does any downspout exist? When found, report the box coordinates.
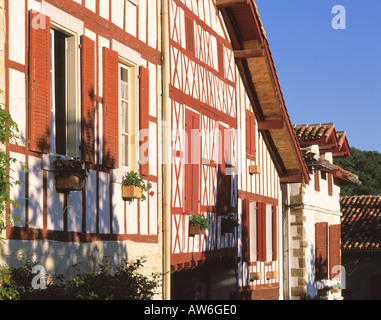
[161,0,171,301]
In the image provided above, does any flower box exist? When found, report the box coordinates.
[121,170,152,201]
[330,288,340,293]
[189,224,206,236]
[122,185,143,200]
[250,272,262,281]
[56,175,85,192]
[266,271,278,280]
[249,165,261,175]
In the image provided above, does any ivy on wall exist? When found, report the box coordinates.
[0,107,25,243]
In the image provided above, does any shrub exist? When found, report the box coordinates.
[0,257,161,300]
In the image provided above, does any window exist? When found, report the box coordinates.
[315,222,328,280]
[328,173,333,196]
[246,111,256,159]
[249,201,257,261]
[314,171,320,192]
[50,27,79,157]
[184,110,200,213]
[316,223,341,280]
[119,62,138,169]
[242,200,278,262]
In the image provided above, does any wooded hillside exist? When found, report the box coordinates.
[334,147,381,196]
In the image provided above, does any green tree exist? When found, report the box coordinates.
[334,147,381,196]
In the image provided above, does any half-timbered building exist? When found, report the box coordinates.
[3,0,163,297]
[284,123,361,300]
[169,0,309,300]
[3,0,316,301]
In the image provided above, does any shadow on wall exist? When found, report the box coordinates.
[0,135,133,282]
[305,242,318,297]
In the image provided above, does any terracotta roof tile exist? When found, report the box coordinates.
[293,123,335,141]
[341,195,381,251]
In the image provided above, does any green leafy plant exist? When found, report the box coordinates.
[189,214,210,230]
[0,107,25,243]
[0,257,161,300]
[53,157,89,180]
[221,214,239,227]
[122,170,153,201]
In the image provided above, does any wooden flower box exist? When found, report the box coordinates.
[249,165,261,175]
[56,175,85,192]
[122,185,143,200]
[250,272,262,281]
[189,224,206,236]
[266,271,278,280]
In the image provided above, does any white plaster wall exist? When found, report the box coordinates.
[0,239,162,282]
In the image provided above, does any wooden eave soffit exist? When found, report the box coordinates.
[234,48,265,59]
[257,120,285,131]
[216,0,249,8]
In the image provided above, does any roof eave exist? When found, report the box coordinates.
[217,0,310,184]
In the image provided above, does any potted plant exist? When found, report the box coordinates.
[53,157,89,192]
[121,170,153,201]
[221,214,238,234]
[189,214,209,236]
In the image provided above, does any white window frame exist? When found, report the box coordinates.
[266,204,273,262]
[118,59,138,171]
[50,22,80,158]
[249,201,257,262]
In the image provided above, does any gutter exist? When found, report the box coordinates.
[161,0,171,300]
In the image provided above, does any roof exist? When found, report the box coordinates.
[341,195,381,251]
[216,0,309,184]
[310,158,361,185]
[293,123,351,158]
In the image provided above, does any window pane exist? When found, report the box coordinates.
[120,67,129,101]
[121,101,129,133]
[266,204,273,261]
[249,201,257,261]
[121,134,129,167]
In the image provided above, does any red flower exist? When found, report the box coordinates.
[66,161,72,166]
[149,191,155,197]
[80,160,85,164]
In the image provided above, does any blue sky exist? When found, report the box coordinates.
[254,0,381,152]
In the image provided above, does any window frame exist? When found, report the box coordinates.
[49,22,80,158]
[118,59,138,171]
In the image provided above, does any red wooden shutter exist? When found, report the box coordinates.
[102,47,119,168]
[241,199,250,262]
[29,11,51,153]
[314,171,320,192]
[315,222,328,280]
[139,66,149,175]
[250,117,256,157]
[257,202,266,261]
[246,113,256,157]
[185,15,195,54]
[329,224,341,278]
[328,173,333,196]
[217,125,231,213]
[217,42,224,75]
[81,36,96,163]
[246,116,250,155]
[272,205,278,261]
[184,110,199,213]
